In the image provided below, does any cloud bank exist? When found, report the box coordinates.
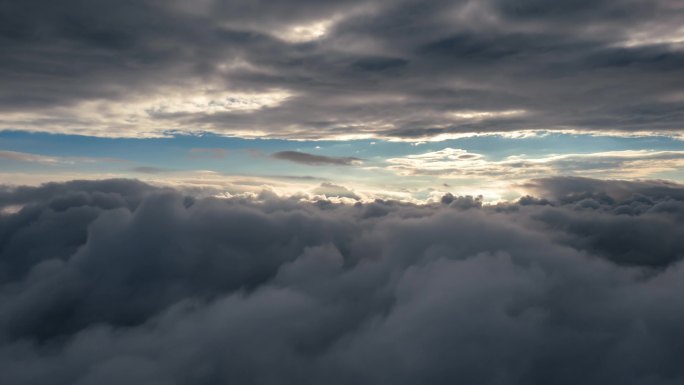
[1,177,684,384]
[1,0,683,139]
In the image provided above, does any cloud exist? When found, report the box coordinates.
[272,151,363,166]
[521,176,684,202]
[311,182,361,200]
[0,150,61,164]
[0,150,125,166]
[387,148,684,179]
[1,178,684,384]
[130,166,176,174]
[1,0,683,140]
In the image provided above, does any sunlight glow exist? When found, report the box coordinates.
[446,109,528,120]
[277,19,335,42]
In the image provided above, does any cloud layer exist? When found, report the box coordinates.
[1,177,684,384]
[387,148,684,179]
[1,0,683,139]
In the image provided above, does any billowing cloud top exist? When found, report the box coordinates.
[2,178,684,384]
[1,0,683,140]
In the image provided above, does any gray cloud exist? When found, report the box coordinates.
[1,177,684,384]
[1,0,683,139]
[130,166,176,174]
[131,166,176,174]
[272,151,362,166]
[522,176,684,202]
[311,182,361,200]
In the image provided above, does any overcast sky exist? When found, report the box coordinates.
[1,0,683,198]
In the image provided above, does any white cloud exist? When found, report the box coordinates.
[445,109,527,121]
[0,150,123,166]
[276,19,335,43]
[146,89,292,115]
[387,148,684,179]
[0,151,61,165]
[0,88,293,138]
[618,25,684,47]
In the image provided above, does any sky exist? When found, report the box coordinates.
[3,1,684,384]
[1,0,683,201]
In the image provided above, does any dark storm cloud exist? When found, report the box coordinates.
[1,0,683,139]
[2,177,684,384]
[272,151,362,166]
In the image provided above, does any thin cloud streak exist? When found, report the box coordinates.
[272,151,363,166]
[387,148,684,179]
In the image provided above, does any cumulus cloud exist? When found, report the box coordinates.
[272,151,363,166]
[1,0,683,139]
[1,177,684,384]
[311,182,361,200]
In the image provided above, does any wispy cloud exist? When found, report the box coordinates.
[0,150,127,166]
[0,150,61,164]
[272,151,363,166]
[130,166,176,174]
[387,148,684,179]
